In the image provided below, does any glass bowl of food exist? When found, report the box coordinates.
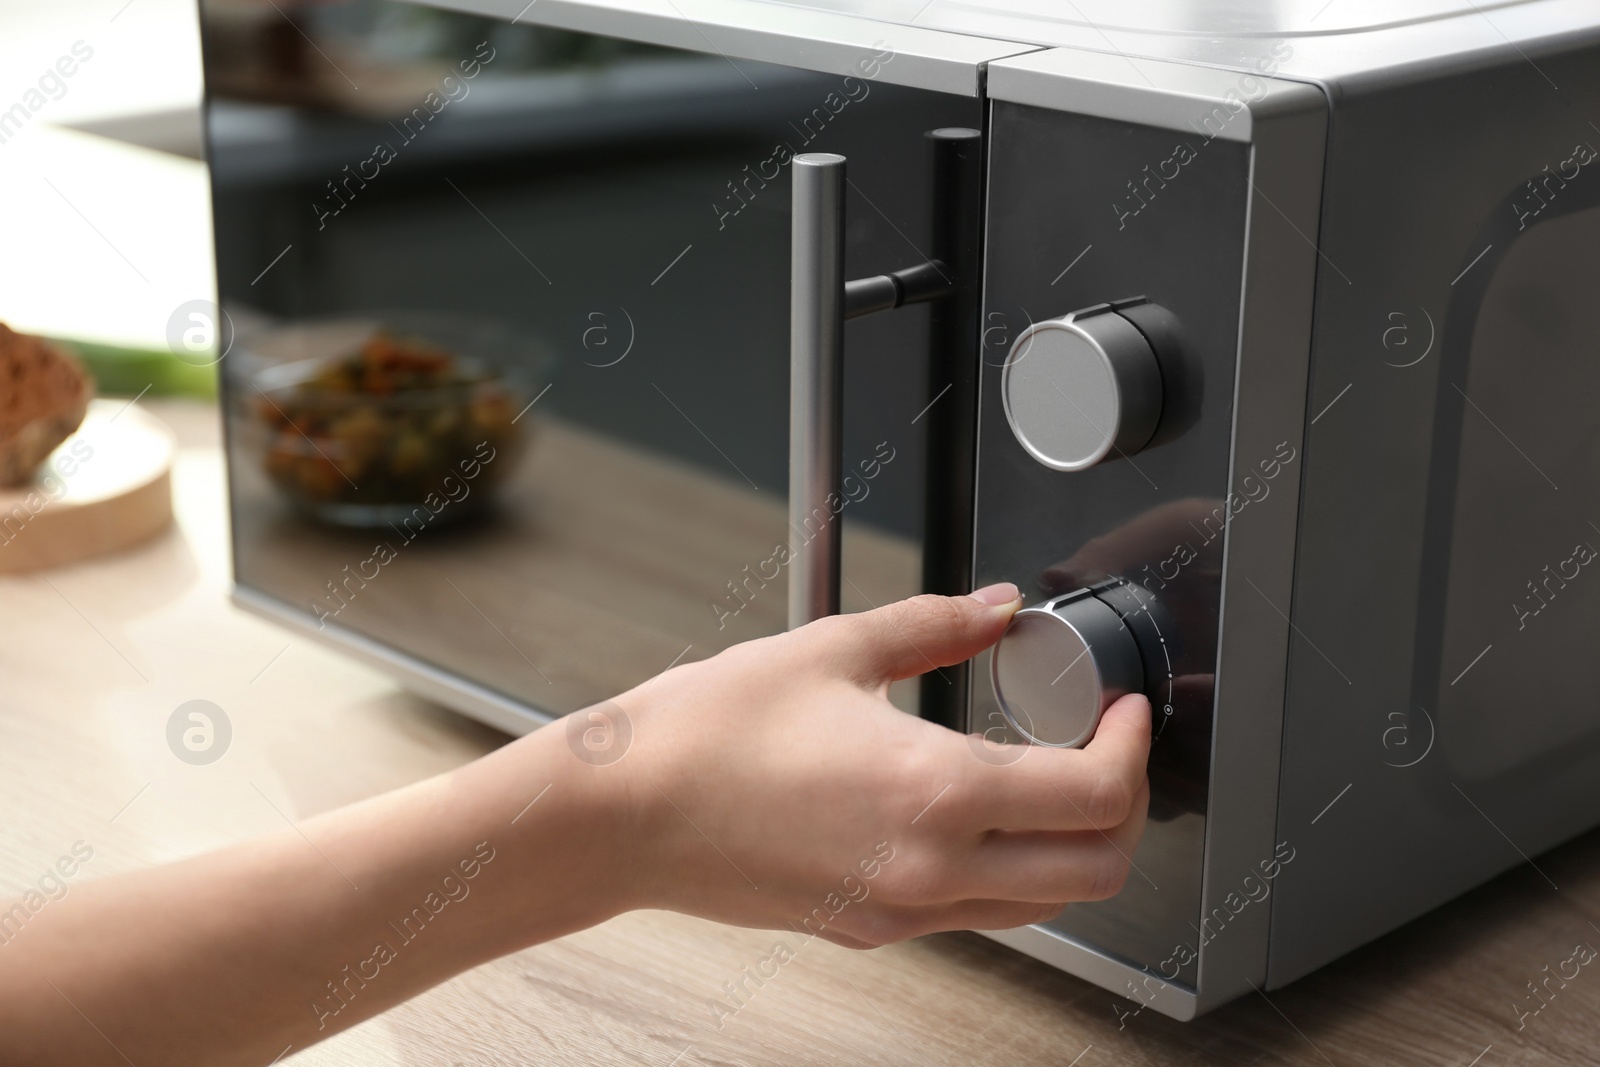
[236,314,545,528]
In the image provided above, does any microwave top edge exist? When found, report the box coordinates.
[417,0,1044,96]
[414,0,1600,93]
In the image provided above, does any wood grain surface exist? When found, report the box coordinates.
[0,399,173,574]
[0,399,1595,1067]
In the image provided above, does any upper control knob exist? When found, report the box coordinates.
[991,587,1144,748]
[1001,301,1164,471]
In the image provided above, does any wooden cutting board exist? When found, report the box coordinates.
[0,398,174,574]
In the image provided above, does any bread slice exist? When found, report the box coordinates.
[0,324,93,488]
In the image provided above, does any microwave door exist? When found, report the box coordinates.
[786,128,984,729]
[204,0,1004,729]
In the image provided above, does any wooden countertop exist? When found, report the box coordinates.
[2,398,1596,1066]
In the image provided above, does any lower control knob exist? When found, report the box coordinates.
[991,587,1145,748]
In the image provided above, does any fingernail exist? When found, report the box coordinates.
[968,581,1020,606]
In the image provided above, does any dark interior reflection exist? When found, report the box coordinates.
[204,0,980,717]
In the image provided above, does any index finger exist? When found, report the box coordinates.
[958,693,1152,832]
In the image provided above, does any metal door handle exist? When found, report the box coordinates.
[787,134,976,633]
[788,154,846,631]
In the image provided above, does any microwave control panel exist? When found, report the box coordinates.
[970,100,1254,986]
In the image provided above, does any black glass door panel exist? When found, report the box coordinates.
[203,0,980,717]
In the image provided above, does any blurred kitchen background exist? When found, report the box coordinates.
[0,0,209,368]
[1,0,958,722]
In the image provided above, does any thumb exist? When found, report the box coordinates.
[820,583,1022,686]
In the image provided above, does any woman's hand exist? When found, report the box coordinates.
[0,585,1150,1066]
[589,583,1153,947]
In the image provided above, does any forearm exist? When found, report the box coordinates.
[0,588,1150,1064]
[0,722,627,1067]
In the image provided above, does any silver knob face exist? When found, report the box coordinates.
[1001,307,1163,472]
[991,590,1144,748]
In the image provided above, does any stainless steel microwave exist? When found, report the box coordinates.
[201,0,1600,1019]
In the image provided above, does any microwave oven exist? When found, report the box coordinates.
[199,0,1600,1019]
